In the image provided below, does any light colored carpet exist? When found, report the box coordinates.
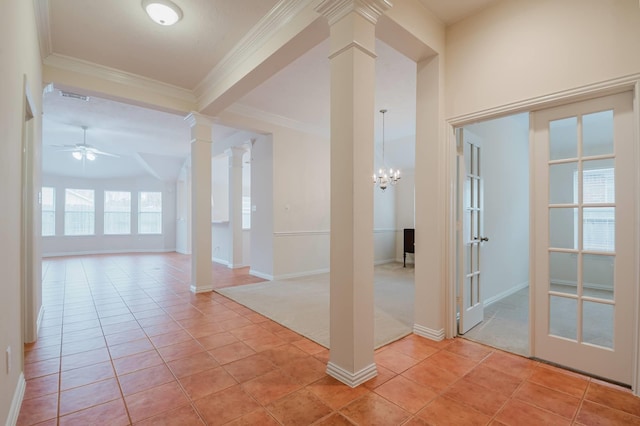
[216,263,414,349]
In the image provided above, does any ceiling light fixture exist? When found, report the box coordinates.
[142,0,183,26]
[373,109,400,191]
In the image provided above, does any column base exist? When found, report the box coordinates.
[326,361,377,388]
[190,284,214,294]
[413,324,445,341]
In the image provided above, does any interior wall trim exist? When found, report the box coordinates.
[273,228,403,237]
[413,324,445,341]
[326,361,378,388]
[273,268,330,281]
[194,0,315,100]
[448,73,640,127]
[33,0,53,59]
[273,230,330,237]
[6,373,26,426]
[483,281,529,308]
[227,103,328,137]
[249,269,274,281]
[43,54,197,104]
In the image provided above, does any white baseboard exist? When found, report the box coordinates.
[273,268,330,281]
[249,269,274,281]
[227,263,246,269]
[484,281,529,307]
[413,324,445,341]
[6,373,26,426]
[395,257,414,265]
[42,248,176,258]
[212,257,230,267]
[190,284,214,293]
[326,362,377,388]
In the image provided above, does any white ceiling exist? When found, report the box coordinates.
[40,0,498,180]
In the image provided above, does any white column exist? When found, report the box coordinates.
[185,112,213,293]
[413,55,447,339]
[315,0,391,388]
[226,146,245,268]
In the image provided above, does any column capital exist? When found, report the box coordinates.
[225,146,247,167]
[315,0,392,26]
[184,111,214,128]
[185,112,214,144]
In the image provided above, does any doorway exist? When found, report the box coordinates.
[456,113,530,356]
[455,91,637,386]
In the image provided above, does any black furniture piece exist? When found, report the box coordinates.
[403,228,414,267]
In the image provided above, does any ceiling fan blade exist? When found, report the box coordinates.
[91,149,120,158]
[49,144,79,149]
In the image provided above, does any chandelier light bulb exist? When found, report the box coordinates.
[72,150,83,160]
[86,151,96,161]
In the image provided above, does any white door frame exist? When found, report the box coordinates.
[445,75,640,393]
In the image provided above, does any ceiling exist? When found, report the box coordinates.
[40,0,498,180]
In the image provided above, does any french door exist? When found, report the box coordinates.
[532,92,636,384]
[458,129,486,334]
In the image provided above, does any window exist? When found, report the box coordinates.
[574,168,615,251]
[41,187,55,236]
[139,191,162,234]
[104,191,131,235]
[65,189,95,235]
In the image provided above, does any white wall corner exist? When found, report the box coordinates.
[326,362,377,388]
[413,324,445,341]
[6,373,26,426]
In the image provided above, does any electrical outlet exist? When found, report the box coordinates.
[5,346,11,374]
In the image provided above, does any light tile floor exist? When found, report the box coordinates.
[18,253,640,425]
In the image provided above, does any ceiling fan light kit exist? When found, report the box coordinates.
[54,126,119,162]
[142,0,183,26]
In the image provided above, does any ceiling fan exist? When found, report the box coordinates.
[53,126,119,161]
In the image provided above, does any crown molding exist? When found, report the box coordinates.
[33,0,53,59]
[227,103,328,138]
[315,0,392,26]
[194,0,315,100]
[43,53,197,104]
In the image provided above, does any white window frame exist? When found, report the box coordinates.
[104,191,131,235]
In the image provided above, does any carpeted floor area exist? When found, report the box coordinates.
[216,263,415,349]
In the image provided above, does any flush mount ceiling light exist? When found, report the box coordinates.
[142,0,183,26]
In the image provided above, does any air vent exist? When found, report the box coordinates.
[59,90,90,102]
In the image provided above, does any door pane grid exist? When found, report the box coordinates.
[547,110,616,350]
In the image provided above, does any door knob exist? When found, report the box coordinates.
[480,236,489,242]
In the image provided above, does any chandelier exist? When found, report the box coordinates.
[373,109,400,190]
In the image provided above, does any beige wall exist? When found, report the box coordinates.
[0,0,43,423]
[446,0,640,118]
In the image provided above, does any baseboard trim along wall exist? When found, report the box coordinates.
[484,281,529,307]
[326,362,378,388]
[249,269,274,281]
[273,268,330,281]
[413,324,445,341]
[6,373,26,426]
